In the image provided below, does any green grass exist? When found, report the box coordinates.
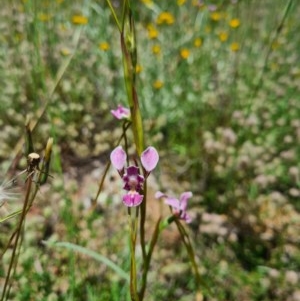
[1,0,300,300]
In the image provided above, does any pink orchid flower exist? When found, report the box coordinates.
[155,191,193,223]
[111,105,130,120]
[110,146,159,207]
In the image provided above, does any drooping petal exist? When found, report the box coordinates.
[141,146,159,172]
[110,146,127,171]
[181,212,192,223]
[179,191,193,211]
[123,191,144,207]
[122,166,144,191]
[155,191,167,199]
[111,105,130,120]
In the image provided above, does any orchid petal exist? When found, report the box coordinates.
[111,105,130,120]
[165,197,180,209]
[141,146,159,172]
[110,146,127,171]
[155,191,167,199]
[123,191,144,207]
[181,212,192,223]
[179,191,193,211]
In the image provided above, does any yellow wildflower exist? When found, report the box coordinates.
[135,64,142,73]
[60,47,71,56]
[152,45,161,55]
[71,15,88,25]
[147,24,158,39]
[180,48,190,59]
[192,0,204,8]
[194,38,202,47]
[229,18,240,28]
[38,13,51,22]
[14,33,23,42]
[156,12,175,25]
[99,42,110,51]
[153,80,163,89]
[177,0,186,5]
[270,62,279,71]
[210,12,222,21]
[230,42,240,52]
[218,32,228,42]
[271,41,280,50]
[141,0,153,4]
[205,26,212,33]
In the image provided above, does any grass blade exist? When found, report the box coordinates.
[43,240,129,282]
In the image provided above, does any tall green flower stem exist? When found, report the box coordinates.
[120,2,144,156]
[118,0,148,266]
[138,217,162,300]
[128,208,140,301]
[106,1,149,300]
[174,220,211,297]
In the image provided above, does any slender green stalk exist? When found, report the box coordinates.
[1,178,33,301]
[139,217,162,300]
[120,1,144,155]
[139,182,147,261]
[251,0,294,100]
[105,0,121,32]
[1,136,52,300]
[107,1,148,299]
[174,219,211,297]
[128,213,140,301]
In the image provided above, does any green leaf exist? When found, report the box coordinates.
[42,240,129,282]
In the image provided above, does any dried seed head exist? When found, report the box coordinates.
[27,152,41,172]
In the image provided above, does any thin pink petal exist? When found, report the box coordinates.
[165,197,180,209]
[110,146,127,170]
[182,212,192,223]
[141,146,159,172]
[155,191,167,199]
[179,191,192,211]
